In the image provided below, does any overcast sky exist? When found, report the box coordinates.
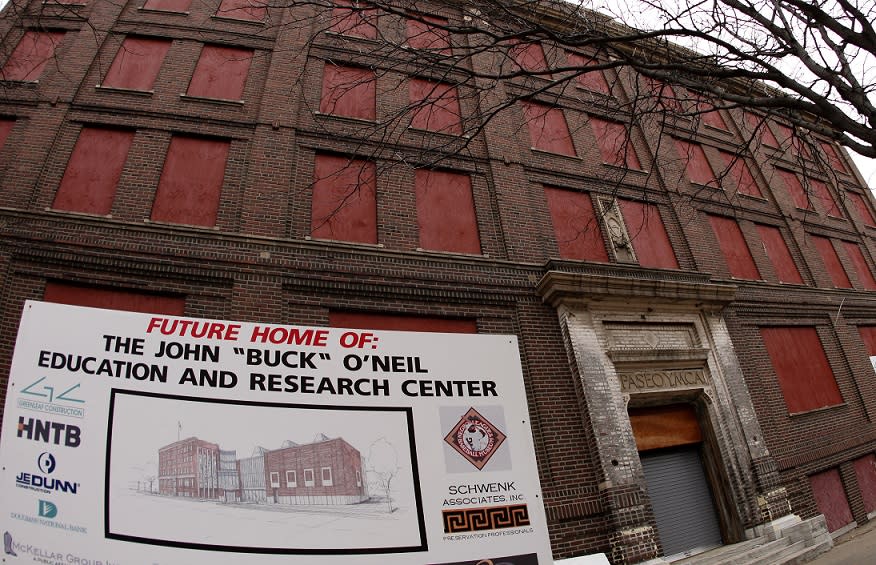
[852,155,876,189]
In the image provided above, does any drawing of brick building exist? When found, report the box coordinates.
[264,436,367,505]
[218,449,239,502]
[238,446,268,503]
[158,437,220,499]
[157,435,366,505]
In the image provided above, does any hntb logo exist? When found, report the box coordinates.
[38,500,57,519]
[17,417,80,447]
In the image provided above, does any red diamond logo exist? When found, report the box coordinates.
[444,407,506,470]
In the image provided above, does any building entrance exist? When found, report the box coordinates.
[641,445,723,556]
[630,404,724,557]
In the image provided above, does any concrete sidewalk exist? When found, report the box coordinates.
[807,521,876,564]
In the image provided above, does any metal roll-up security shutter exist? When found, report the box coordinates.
[641,446,723,557]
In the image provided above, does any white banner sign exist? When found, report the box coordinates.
[0,301,551,565]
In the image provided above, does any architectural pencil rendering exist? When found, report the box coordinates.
[157,435,367,505]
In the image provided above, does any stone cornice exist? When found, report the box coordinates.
[536,269,737,311]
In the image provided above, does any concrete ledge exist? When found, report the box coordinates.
[537,270,736,311]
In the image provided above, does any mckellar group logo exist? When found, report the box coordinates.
[17,376,86,419]
[3,531,16,556]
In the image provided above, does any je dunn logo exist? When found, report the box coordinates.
[38,452,56,474]
[38,500,57,519]
[16,452,80,495]
[444,407,507,470]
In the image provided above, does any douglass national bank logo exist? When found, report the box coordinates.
[38,500,58,519]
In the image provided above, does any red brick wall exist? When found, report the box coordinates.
[263,438,364,498]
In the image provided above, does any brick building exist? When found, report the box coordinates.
[264,436,367,505]
[158,435,364,504]
[158,437,220,499]
[0,0,875,562]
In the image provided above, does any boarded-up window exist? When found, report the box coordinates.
[776,123,793,144]
[854,455,876,515]
[590,117,640,169]
[567,52,609,93]
[708,215,760,280]
[756,224,803,284]
[329,311,476,333]
[409,79,461,134]
[646,78,681,111]
[52,128,134,215]
[674,139,716,186]
[311,154,377,244]
[510,42,548,73]
[216,0,266,21]
[777,169,813,210]
[744,112,779,147]
[151,136,230,227]
[415,169,480,254]
[544,187,608,262]
[102,37,171,91]
[0,119,15,151]
[617,199,679,269]
[812,235,852,288]
[860,326,876,356]
[320,63,375,120]
[330,0,377,39]
[44,282,185,315]
[820,141,847,174]
[842,241,876,290]
[1,31,65,81]
[718,150,762,197]
[143,0,191,11]
[521,101,576,156]
[187,45,253,101]
[406,13,450,54]
[776,123,811,157]
[696,101,727,130]
[812,179,844,218]
[849,192,876,227]
[809,469,854,532]
[761,326,842,413]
